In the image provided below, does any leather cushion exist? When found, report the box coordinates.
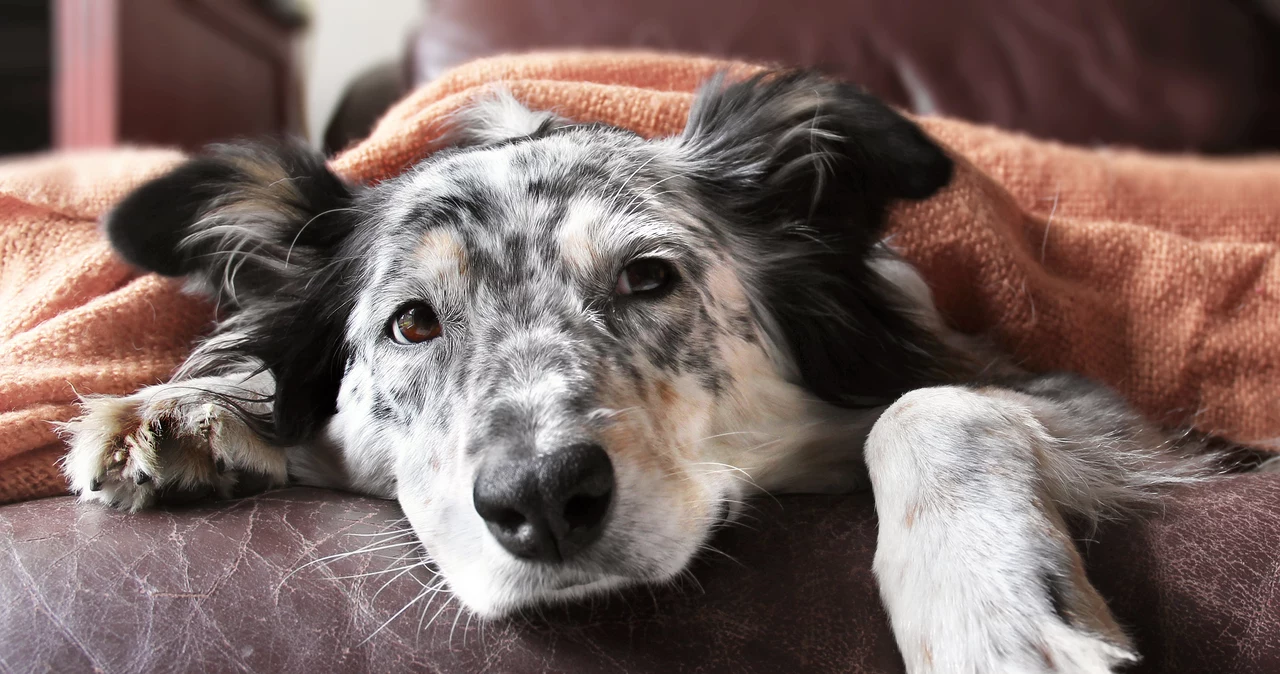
[3,475,1278,672]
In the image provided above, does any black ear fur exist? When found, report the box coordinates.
[681,71,952,246]
[681,71,963,407]
[106,159,242,276]
[104,141,360,443]
[104,141,355,302]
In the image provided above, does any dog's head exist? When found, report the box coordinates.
[105,72,955,615]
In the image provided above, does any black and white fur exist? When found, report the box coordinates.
[62,72,1219,673]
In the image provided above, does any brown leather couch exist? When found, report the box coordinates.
[329,0,1280,154]
[407,0,1280,153]
[8,2,1280,672]
[3,476,1279,672]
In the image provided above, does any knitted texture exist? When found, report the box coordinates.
[0,149,211,502]
[1,52,1276,503]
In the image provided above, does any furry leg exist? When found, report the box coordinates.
[865,379,1211,673]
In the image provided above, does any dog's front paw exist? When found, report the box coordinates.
[880,553,1138,674]
[60,389,286,511]
[61,394,220,511]
[1016,620,1138,674]
[878,538,1139,674]
[889,608,1136,674]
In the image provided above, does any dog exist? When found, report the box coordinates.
[61,71,1222,673]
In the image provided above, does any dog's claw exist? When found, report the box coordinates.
[89,477,102,492]
[135,472,152,485]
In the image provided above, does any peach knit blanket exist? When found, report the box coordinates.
[1,52,1276,504]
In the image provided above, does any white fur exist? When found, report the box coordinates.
[868,387,1138,673]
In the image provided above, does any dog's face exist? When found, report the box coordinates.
[105,73,955,615]
[341,120,804,613]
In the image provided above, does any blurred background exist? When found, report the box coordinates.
[2,0,1279,159]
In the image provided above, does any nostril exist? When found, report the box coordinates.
[541,443,614,560]
[491,507,527,533]
[473,463,552,560]
[563,488,612,532]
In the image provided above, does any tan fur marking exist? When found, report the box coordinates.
[556,198,608,275]
[1035,641,1057,670]
[705,261,750,307]
[654,379,679,410]
[417,229,467,277]
[594,364,719,539]
[562,228,601,274]
[222,156,306,216]
[594,383,703,534]
[225,155,290,187]
[1041,490,1132,648]
[595,371,674,476]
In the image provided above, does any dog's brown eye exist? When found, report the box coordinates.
[389,302,442,344]
[616,259,673,296]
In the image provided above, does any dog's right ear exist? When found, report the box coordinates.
[104,140,356,306]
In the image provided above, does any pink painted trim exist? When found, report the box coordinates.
[54,0,119,149]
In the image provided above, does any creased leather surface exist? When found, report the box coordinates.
[3,476,1278,673]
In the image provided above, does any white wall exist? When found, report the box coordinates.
[300,0,423,145]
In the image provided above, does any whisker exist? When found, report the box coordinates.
[359,585,433,645]
[677,568,706,595]
[412,578,451,630]
[284,206,370,267]
[423,594,457,634]
[279,540,422,587]
[343,525,413,538]
[371,563,433,601]
[610,153,660,204]
[696,542,746,567]
[463,610,476,648]
[328,560,427,581]
[449,597,467,647]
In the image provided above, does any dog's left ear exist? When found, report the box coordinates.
[678,72,959,407]
[679,71,951,250]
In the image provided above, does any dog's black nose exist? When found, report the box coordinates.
[473,442,614,563]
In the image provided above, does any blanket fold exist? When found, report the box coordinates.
[1,52,1275,503]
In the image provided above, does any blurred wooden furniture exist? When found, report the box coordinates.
[0,0,52,156]
[55,0,305,151]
